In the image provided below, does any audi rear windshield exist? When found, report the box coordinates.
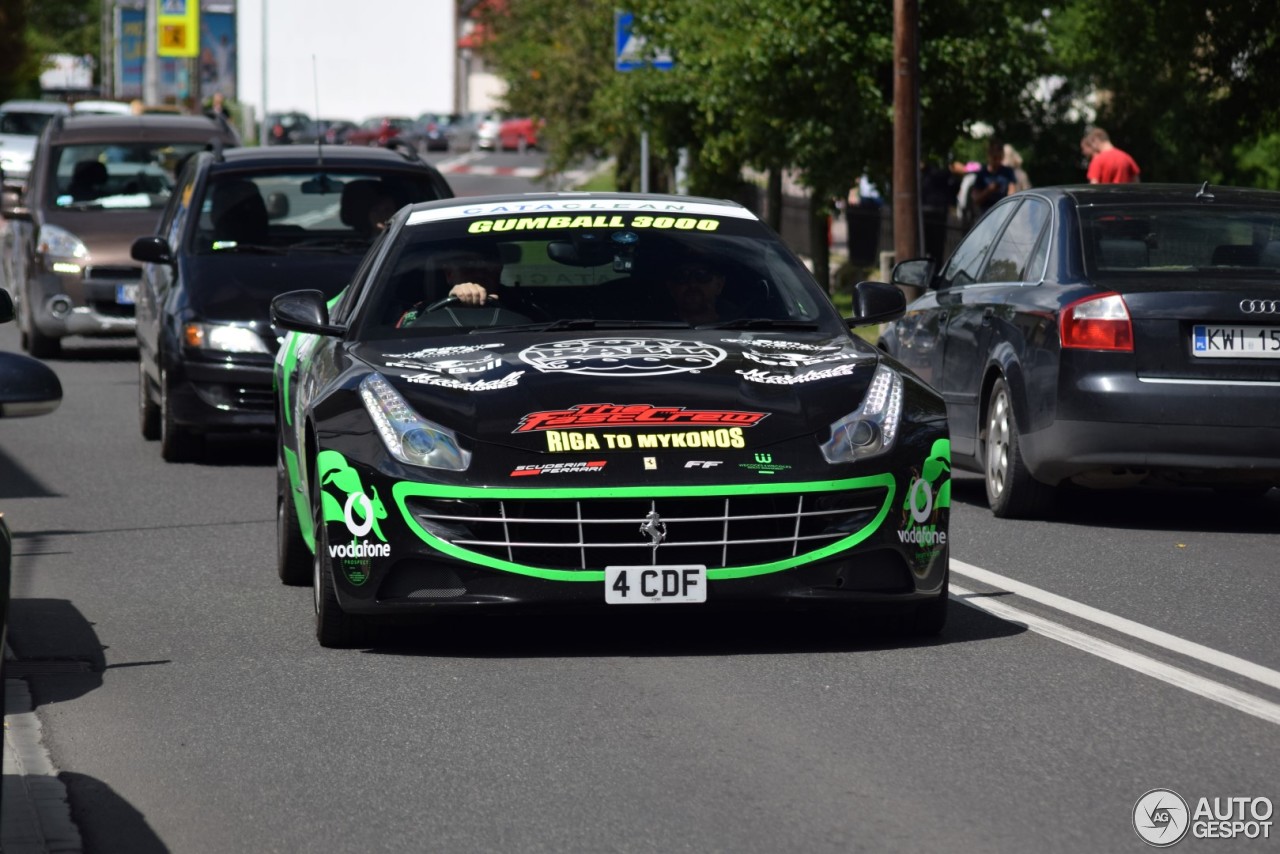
[1082,205,1280,275]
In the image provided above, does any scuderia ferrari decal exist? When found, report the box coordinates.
[510,461,607,477]
[318,450,390,585]
[898,438,952,559]
[516,403,766,453]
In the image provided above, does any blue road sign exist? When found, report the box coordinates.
[615,11,674,72]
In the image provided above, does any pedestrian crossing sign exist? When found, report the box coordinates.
[157,0,199,58]
[615,11,674,72]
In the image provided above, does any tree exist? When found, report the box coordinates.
[0,0,37,102]
[0,0,100,101]
[1045,0,1280,186]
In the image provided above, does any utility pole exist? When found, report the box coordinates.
[892,0,920,293]
[100,1,115,99]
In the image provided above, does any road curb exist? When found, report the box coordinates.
[4,677,82,854]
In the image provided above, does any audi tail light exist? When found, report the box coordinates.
[1060,292,1134,352]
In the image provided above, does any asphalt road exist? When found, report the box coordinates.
[1,155,1277,853]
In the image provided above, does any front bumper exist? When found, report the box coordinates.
[338,547,945,617]
[168,358,275,432]
[29,271,136,339]
[314,462,950,617]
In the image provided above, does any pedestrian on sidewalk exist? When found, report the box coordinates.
[1081,128,1141,184]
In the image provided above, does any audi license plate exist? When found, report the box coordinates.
[116,284,139,305]
[1192,325,1280,358]
[605,565,706,604]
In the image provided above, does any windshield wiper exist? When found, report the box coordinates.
[494,318,691,333]
[210,243,287,255]
[696,318,821,330]
[286,238,370,253]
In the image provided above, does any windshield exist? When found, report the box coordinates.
[1082,204,1280,275]
[0,110,60,136]
[51,141,207,211]
[353,212,843,338]
[193,170,445,254]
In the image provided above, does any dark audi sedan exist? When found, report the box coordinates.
[881,183,1280,518]
[132,144,453,461]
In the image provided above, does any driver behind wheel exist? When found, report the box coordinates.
[396,245,504,328]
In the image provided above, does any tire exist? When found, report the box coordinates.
[984,378,1056,518]
[312,474,372,648]
[21,289,59,359]
[1212,485,1275,504]
[277,459,311,586]
[904,563,949,637]
[139,360,160,440]
[159,367,202,462]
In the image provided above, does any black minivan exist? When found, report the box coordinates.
[131,144,453,461]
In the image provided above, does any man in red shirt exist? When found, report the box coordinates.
[1081,128,1141,183]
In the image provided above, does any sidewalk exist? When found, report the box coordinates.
[3,672,82,854]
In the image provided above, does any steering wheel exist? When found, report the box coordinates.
[424,293,498,313]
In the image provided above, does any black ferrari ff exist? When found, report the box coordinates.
[272,193,950,647]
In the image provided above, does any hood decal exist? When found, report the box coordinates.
[513,403,768,433]
[519,337,726,376]
[404,371,525,391]
[736,362,864,385]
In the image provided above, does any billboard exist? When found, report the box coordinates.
[117,6,236,101]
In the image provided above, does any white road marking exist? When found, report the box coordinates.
[952,583,1280,726]
[952,559,1280,691]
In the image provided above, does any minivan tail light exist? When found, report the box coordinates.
[1060,292,1133,351]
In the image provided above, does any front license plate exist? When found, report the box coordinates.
[116,284,139,305]
[605,565,706,604]
[1192,325,1280,358]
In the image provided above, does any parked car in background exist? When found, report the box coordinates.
[293,118,356,146]
[403,113,453,154]
[0,287,64,818]
[72,100,134,116]
[443,111,491,152]
[344,116,414,148]
[496,116,542,153]
[880,182,1280,518]
[131,144,453,461]
[473,112,504,151]
[0,112,240,357]
[264,111,311,145]
[0,100,73,200]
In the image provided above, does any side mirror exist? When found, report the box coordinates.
[271,289,345,336]
[131,235,173,264]
[0,289,13,323]
[891,258,934,289]
[0,185,31,221]
[0,351,63,418]
[846,280,907,328]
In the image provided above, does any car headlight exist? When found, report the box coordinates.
[818,363,903,463]
[37,224,89,262]
[183,322,271,354]
[0,151,32,177]
[360,373,471,471]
